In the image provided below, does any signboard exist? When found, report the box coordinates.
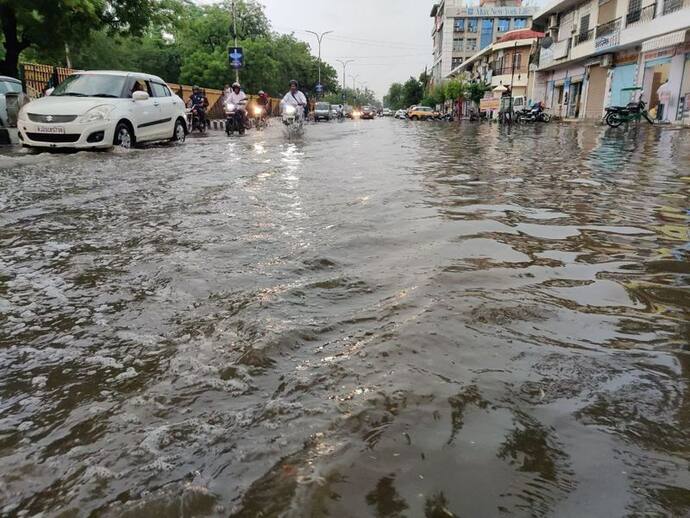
[480,97,500,111]
[315,83,324,93]
[228,47,244,70]
[463,6,537,16]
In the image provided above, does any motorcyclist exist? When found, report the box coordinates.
[189,86,209,127]
[225,81,248,125]
[280,80,307,121]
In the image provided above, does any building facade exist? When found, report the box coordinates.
[431,0,539,85]
[531,0,690,122]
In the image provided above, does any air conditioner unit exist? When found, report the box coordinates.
[601,54,613,67]
[549,15,559,29]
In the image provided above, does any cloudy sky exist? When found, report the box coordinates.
[196,0,434,99]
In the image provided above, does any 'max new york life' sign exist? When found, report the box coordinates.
[461,6,538,16]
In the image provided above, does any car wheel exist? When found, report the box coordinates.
[171,119,186,143]
[114,122,135,149]
[411,116,418,121]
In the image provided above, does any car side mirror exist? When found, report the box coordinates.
[44,87,54,96]
[132,90,149,101]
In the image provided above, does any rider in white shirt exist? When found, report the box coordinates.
[280,79,307,120]
[225,82,247,109]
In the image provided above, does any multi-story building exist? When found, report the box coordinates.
[448,29,544,98]
[531,0,690,122]
[430,0,539,84]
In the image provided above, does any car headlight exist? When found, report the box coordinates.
[225,103,236,112]
[17,107,28,121]
[253,106,263,115]
[78,105,114,123]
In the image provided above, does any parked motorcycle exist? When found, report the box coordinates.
[225,101,247,136]
[516,103,551,123]
[604,100,653,128]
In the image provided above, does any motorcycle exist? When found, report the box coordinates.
[516,103,551,123]
[282,105,303,138]
[252,105,268,130]
[604,99,653,128]
[225,101,247,136]
[189,105,207,133]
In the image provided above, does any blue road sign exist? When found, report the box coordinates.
[315,83,324,93]
[228,47,244,70]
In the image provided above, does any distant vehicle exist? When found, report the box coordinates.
[17,70,187,150]
[382,108,392,117]
[0,76,22,128]
[394,109,407,119]
[314,102,331,122]
[361,106,375,120]
[408,106,437,121]
[330,104,341,118]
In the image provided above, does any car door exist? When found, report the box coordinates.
[130,79,163,142]
[150,82,176,138]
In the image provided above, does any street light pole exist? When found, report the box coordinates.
[350,74,360,91]
[336,59,354,93]
[305,30,333,97]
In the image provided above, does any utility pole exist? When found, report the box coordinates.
[350,74,360,91]
[306,30,333,98]
[336,59,354,93]
[232,0,239,83]
[508,41,517,123]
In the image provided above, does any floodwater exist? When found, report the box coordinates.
[0,120,689,517]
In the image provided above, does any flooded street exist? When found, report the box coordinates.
[1,119,689,517]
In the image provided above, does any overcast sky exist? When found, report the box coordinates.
[196,0,434,99]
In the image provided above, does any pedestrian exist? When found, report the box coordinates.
[656,79,671,122]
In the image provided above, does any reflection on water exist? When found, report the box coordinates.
[0,121,689,517]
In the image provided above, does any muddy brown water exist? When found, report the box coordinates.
[0,120,689,517]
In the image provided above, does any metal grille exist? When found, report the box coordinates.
[26,132,80,143]
[28,114,78,123]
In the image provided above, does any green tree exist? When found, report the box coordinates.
[384,82,404,110]
[467,81,492,105]
[444,79,467,102]
[0,0,177,76]
[401,77,423,108]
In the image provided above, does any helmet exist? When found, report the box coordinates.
[193,85,200,91]
[258,90,265,95]
[232,82,241,89]
[289,79,298,87]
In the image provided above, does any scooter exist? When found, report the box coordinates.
[225,101,247,136]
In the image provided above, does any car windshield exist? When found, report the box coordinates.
[51,74,127,98]
[316,103,330,110]
[0,80,21,94]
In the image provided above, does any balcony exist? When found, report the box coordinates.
[625,3,657,26]
[573,28,595,46]
[595,18,621,49]
[490,66,529,75]
[663,0,690,14]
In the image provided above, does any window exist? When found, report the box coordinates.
[454,18,465,31]
[513,18,528,29]
[0,80,21,94]
[514,53,522,70]
[497,19,511,32]
[480,18,494,49]
[453,37,464,51]
[466,38,477,51]
[452,57,464,69]
[151,82,170,97]
[627,0,642,22]
[579,14,590,37]
[468,19,478,32]
[51,74,128,98]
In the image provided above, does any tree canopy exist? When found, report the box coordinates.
[8,0,340,98]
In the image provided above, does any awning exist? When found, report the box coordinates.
[645,56,672,68]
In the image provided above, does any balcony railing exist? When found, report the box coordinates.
[595,18,621,49]
[626,3,656,26]
[573,29,595,46]
[490,66,529,75]
[662,0,689,14]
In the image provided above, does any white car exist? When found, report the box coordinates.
[17,70,187,150]
[394,109,407,119]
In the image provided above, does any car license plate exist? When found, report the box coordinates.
[36,126,65,134]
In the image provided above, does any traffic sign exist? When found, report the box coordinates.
[228,47,244,70]
[315,83,324,93]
